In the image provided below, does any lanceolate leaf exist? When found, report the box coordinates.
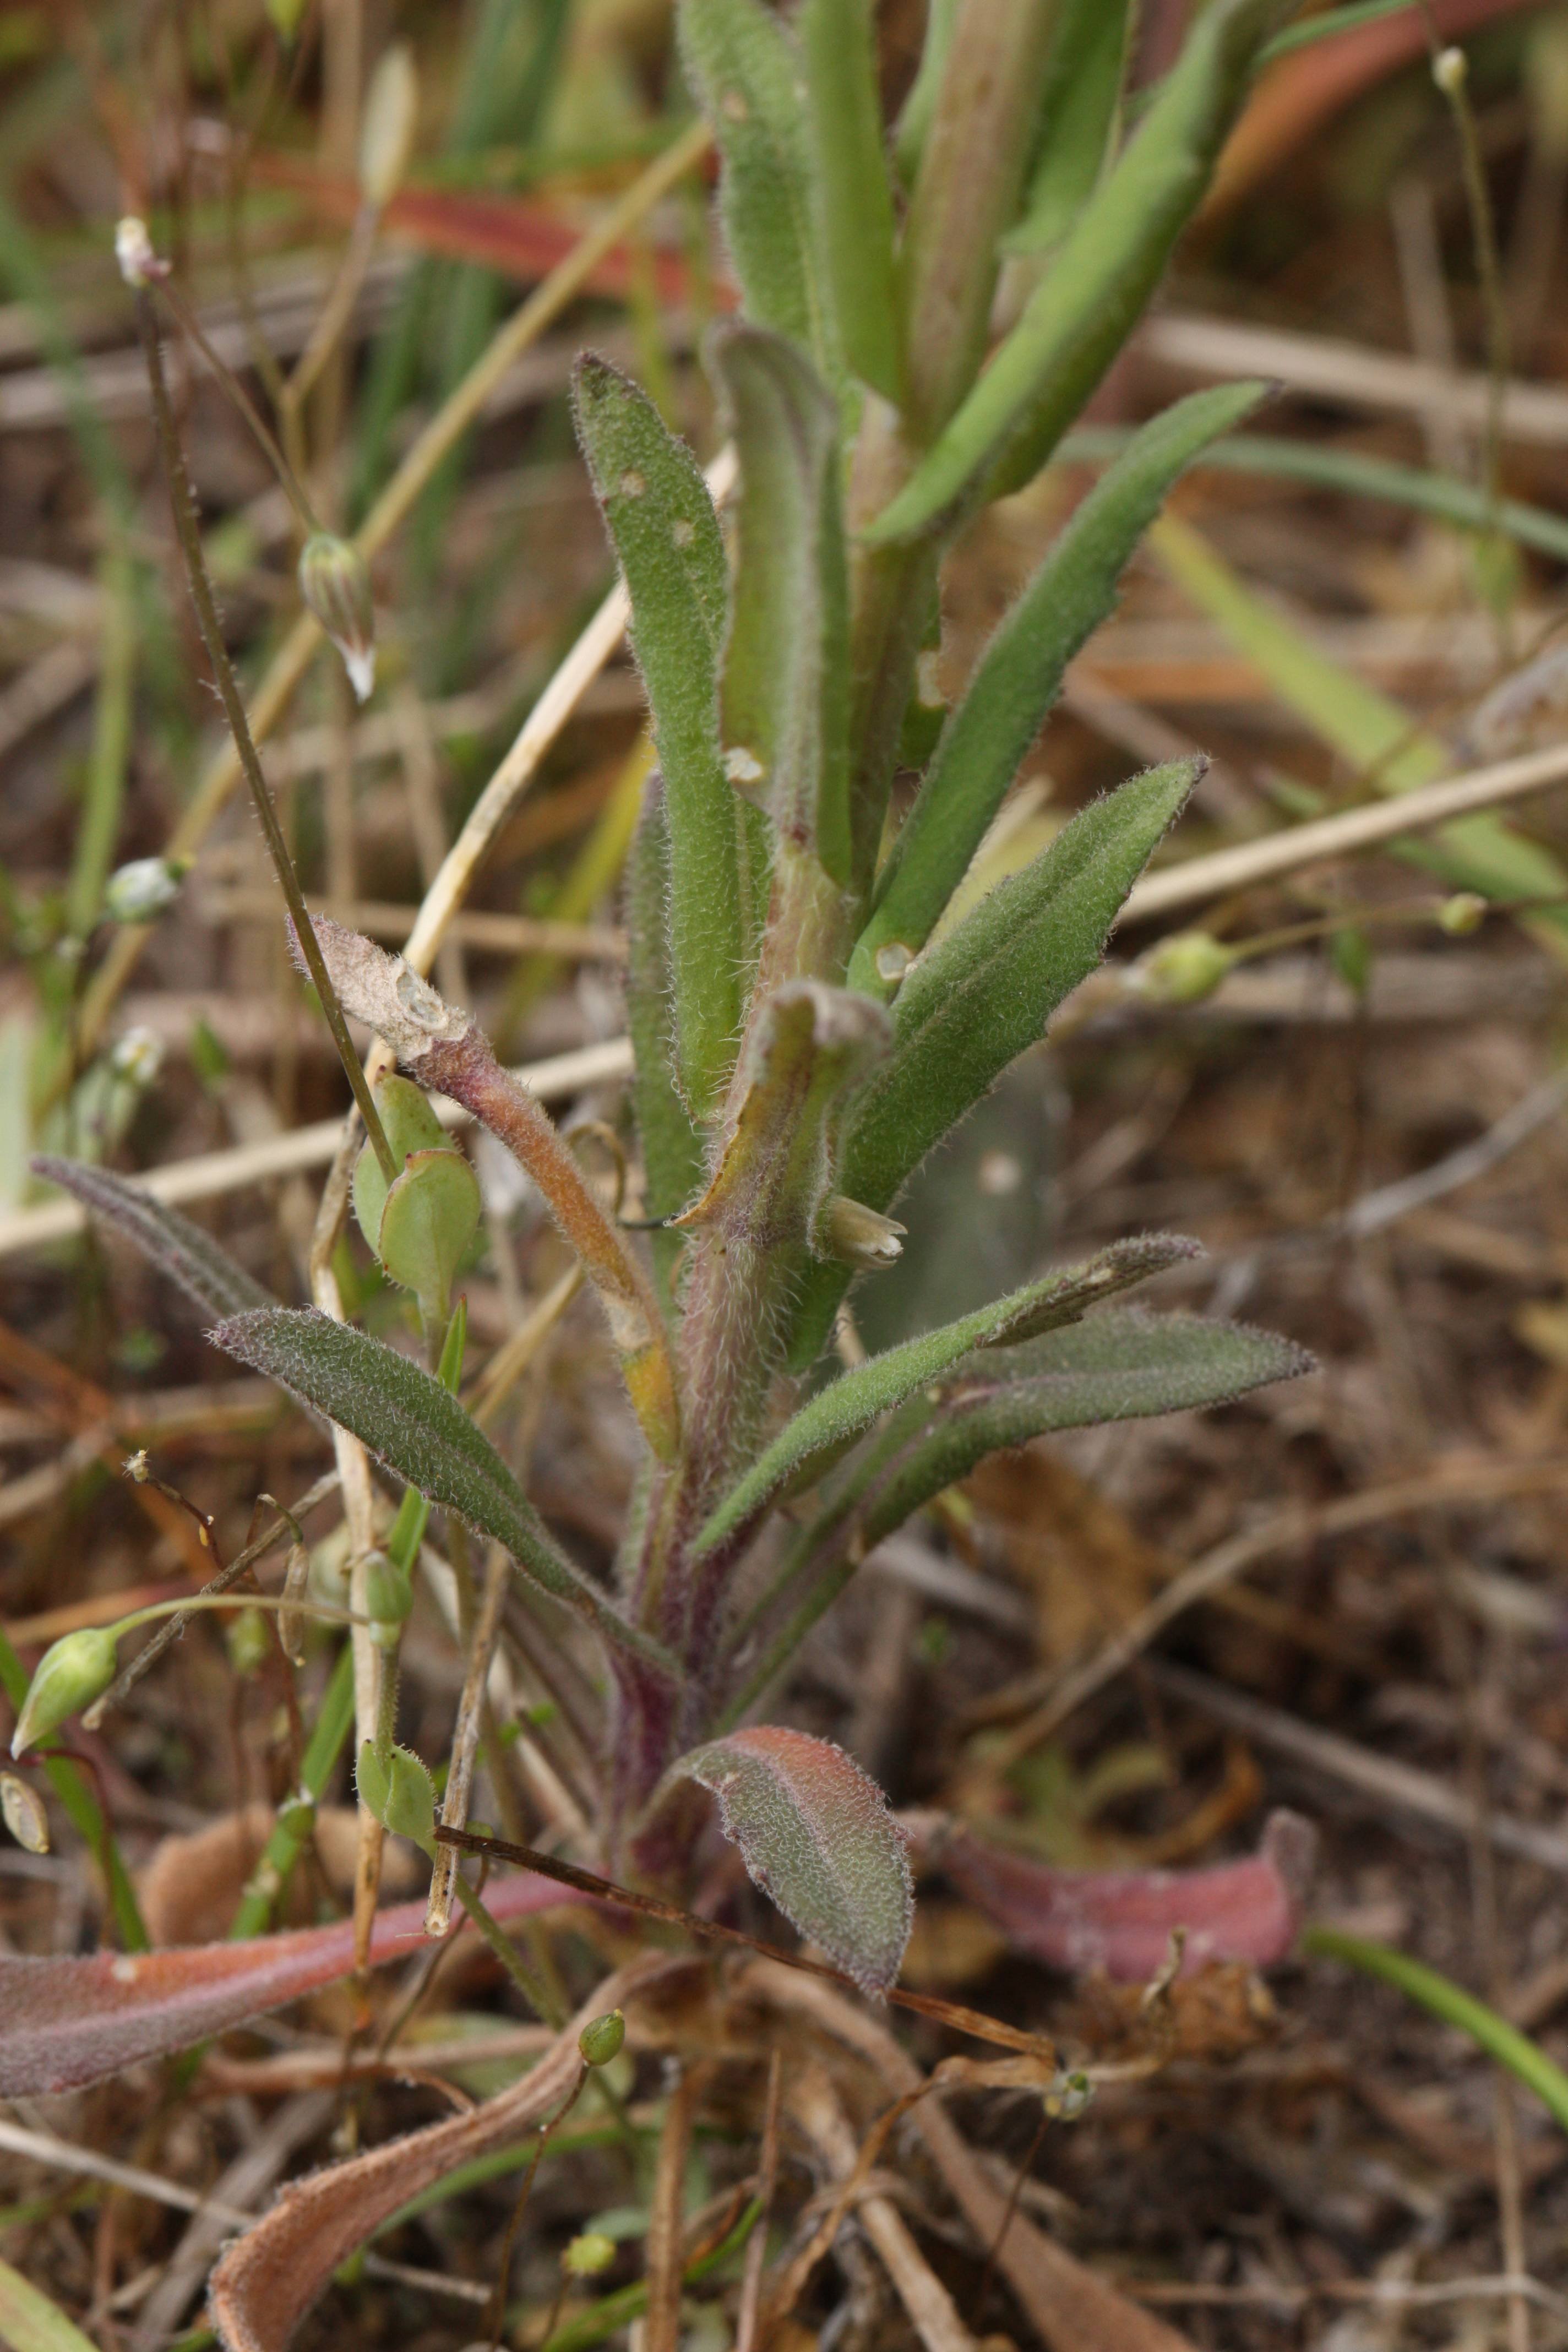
[850,388,1266,997]
[712,324,854,886]
[679,0,841,386]
[866,0,1284,544]
[846,762,1193,1213]
[210,1308,680,1685]
[799,0,902,400]
[698,1235,1199,1560]
[0,2260,99,2352]
[858,1310,1314,1548]
[727,1309,1311,1722]
[790,761,1194,1369]
[671,1725,912,1992]
[573,355,748,1119]
[31,1156,276,1322]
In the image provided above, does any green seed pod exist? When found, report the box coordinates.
[10,1626,120,1757]
[357,1740,436,1852]
[226,1606,273,1680]
[105,855,188,924]
[1437,891,1487,936]
[577,2008,626,2068]
[298,533,377,704]
[352,1074,449,1254]
[1129,930,1234,1006]
[1,1772,49,1855]
[361,1551,413,1652]
[562,2233,617,2280]
[375,1148,482,1325]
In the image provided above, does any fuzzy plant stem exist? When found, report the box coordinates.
[133,291,398,1186]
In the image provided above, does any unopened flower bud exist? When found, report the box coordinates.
[1,1772,48,1854]
[359,46,419,208]
[298,533,377,703]
[562,2232,617,2279]
[1433,44,1468,96]
[578,2008,625,2067]
[1437,891,1487,935]
[105,856,188,924]
[12,1626,120,1756]
[819,1194,906,1268]
[115,217,165,290]
[1129,930,1234,1006]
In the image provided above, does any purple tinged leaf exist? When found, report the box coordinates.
[0,1872,574,2098]
[933,1810,1317,1979]
[673,1725,912,1993]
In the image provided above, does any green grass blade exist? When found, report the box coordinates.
[851,383,1267,996]
[1305,1926,1568,2135]
[1148,509,1568,945]
[1060,426,1568,567]
[573,355,747,1118]
[799,0,902,400]
[0,2258,99,2352]
[865,0,1283,545]
[227,1641,356,1940]
[712,324,853,885]
[679,0,841,388]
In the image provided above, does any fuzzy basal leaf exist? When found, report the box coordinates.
[31,1156,276,1323]
[671,1725,912,1992]
[210,1308,680,1684]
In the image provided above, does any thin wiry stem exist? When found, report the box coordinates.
[134,292,399,1184]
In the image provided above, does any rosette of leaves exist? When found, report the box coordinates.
[35,0,1309,2006]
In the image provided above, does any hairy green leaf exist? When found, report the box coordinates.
[679,0,841,386]
[573,354,747,1119]
[712,324,853,885]
[31,1155,276,1322]
[1008,0,1131,254]
[792,761,1195,1369]
[624,774,705,1301]
[850,385,1266,996]
[671,1724,911,1991]
[799,0,901,400]
[861,1310,1313,1543]
[866,0,1284,543]
[210,1308,680,1683]
[698,1235,1197,1560]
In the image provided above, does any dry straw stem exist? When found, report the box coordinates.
[65,116,716,1086]
[12,737,1564,1262]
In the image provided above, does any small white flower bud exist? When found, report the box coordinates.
[12,1627,120,1756]
[1433,45,1468,96]
[358,46,419,208]
[105,855,188,924]
[297,533,377,703]
[115,217,165,291]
